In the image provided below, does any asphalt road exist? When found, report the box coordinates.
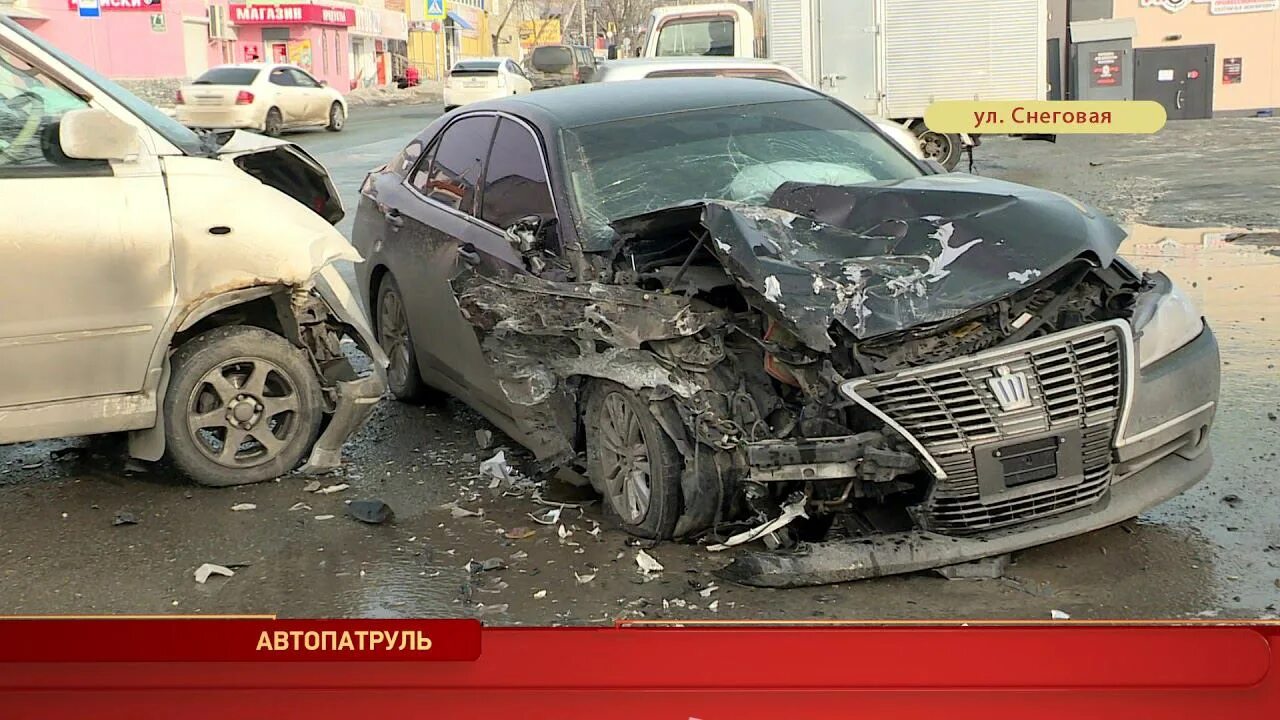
[0,107,1276,623]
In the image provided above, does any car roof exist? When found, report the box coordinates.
[464,76,822,128]
[455,57,508,64]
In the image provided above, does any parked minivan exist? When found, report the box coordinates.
[0,16,387,487]
[524,44,597,89]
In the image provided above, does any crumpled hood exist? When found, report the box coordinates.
[613,174,1127,351]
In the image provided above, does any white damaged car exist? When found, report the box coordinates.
[0,17,386,487]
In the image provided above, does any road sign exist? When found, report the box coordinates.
[425,0,445,20]
[77,0,101,18]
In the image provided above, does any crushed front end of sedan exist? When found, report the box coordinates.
[453,173,1219,587]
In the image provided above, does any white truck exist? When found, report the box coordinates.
[640,0,1050,170]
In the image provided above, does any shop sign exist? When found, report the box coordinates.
[66,0,161,11]
[228,3,355,26]
[1222,57,1242,84]
[1090,50,1121,87]
[1139,0,1278,12]
[455,4,480,37]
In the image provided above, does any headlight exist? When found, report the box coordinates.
[1136,282,1204,369]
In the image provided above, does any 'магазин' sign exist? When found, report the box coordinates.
[227,3,355,26]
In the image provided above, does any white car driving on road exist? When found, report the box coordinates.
[443,57,533,112]
[175,64,347,136]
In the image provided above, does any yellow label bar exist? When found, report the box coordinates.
[924,101,1167,134]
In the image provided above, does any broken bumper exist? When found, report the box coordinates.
[720,432,1212,588]
[301,266,390,472]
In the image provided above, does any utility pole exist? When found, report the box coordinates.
[579,0,586,45]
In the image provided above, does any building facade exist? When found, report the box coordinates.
[1068,0,1279,116]
[406,0,501,80]
[1,0,409,101]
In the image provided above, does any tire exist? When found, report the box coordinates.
[263,107,283,137]
[914,123,963,170]
[164,325,324,488]
[326,102,345,132]
[584,380,682,540]
[375,274,428,402]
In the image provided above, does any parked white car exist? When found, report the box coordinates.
[443,57,533,111]
[592,57,925,160]
[175,64,347,136]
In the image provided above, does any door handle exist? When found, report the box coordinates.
[384,208,404,229]
[1176,89,1185,110]
[457,244,481,267]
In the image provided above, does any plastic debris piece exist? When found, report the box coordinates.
[288,502,311,512]
[636,549,664,575]
[230,503,257,512]
[528,507,562,525]
[475,429,493,449]
[534,590,547,599]
[194,563,234,584]
[575,570,597,584]
[479,451,514,484]
[698,584,719,598]
[316,483,349,495]
[504,526,536,540]
[347,499,394,524]
[1050,609,1070,620]
[707,497,808,551]
[442,502,484,518]
[313,514,335,521]
[112,512,138,527]
[302,480,321,493]
[709,600,720,612]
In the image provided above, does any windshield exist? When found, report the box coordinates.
[194,67,260,85]
[531,46,573,72]
[2,16,203,155]
[562,99,925,250]
[656,17,736,57]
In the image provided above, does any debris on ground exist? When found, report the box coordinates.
[533,590,547,599]
[475,429,493,449]
[528,507,562,525]
[936,554,1010,580]
[302,481,321,493]
[1221,494,1242,508]
[111,512,138,527]
[230,503,257,512]
[698,584,719,598]
[709,600,720,612]
[346,499,394,524]
[288,502,311,512]
[467,557,507,573]
[636,550,664,575]
[707,497,808,551]
[443,502,484,518]
[479,451,515,485]
[575,569,597,584]
[1050,609,1071,620]
[504,526,537,540]
[313,514,335,521]
[194,563,235,584]
[475,603,509,617]
[316,483,349,495]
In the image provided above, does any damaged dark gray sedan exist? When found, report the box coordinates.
[353,79,1219,587]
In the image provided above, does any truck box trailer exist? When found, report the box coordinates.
[641,0,1051,169]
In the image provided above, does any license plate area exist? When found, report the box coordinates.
[973,429,1085,500]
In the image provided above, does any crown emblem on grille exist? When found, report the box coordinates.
[987,365,1032,412]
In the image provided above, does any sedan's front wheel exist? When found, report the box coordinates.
[164,326,324,487]
[326,102,345,132]
[584,381,682,539]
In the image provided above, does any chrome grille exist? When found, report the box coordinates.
[845,322,1128,535]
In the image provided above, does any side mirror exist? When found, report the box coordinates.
[923,158,948,174]
[318,79,328,86]
[59,108,139,161]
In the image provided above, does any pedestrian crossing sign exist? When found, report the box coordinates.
[426,0,446,20]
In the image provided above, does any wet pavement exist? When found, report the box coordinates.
[1,108,1278,622]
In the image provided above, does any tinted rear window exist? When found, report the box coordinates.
[194,68,260,85]
[452,61,501,74]
[531,46,573,71]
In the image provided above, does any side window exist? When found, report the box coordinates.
[480,119,555,236]
[408,115,496,213]
[0,44,96,174]
[269,68,296,86]
[290,69,320,87]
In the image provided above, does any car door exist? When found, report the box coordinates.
[380,114,516,415]
[510,60,533,93]
[288,68,328,124]
[0,43,174,411]
[266,66,306,124]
